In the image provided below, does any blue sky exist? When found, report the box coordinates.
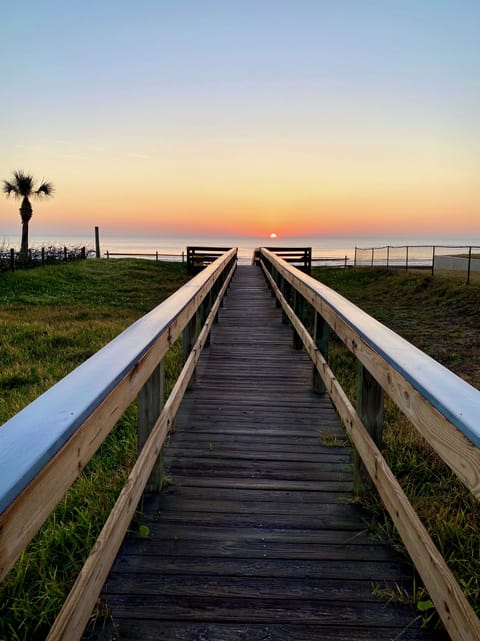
[2,1,479,239]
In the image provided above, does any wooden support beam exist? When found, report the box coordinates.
[354,363,384,495]
[312,311,329,394]
[138,361,165,492]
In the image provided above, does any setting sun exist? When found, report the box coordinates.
[270,232,277,239]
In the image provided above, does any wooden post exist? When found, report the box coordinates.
[183,313,197,388]
[137,361,165,492]
[386,246,390,269]
[95,226,101,258]
[405,246,409,271]
[292,290,304,350]
[432,246,436,276]
[467,246,472,285]
[354,364,384,495]
[282,279,291,324]
[81,247,86,260]
[312,312,329,393]
[10,248,15,271]
[64,246,68,262]
[200,292,212,347]
[354,246,357,267]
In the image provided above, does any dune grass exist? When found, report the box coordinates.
[312,266,480,626]
[0,259,189,641]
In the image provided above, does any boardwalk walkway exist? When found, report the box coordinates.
[92,266,439,641]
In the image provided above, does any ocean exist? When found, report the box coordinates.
[3,231,480,267]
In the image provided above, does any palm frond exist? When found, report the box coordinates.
[2,180,18,196]
[36,180,54,197]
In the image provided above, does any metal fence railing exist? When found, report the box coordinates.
[354,245,480,284]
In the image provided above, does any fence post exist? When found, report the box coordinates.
[467,246,472,285]
[81,247,86,260]
[354,247,357,267]
[138,361,165,492]
[371,248,374,267]
[312,312,329,393]
[432,246,436,276]
[10,248,15,271]
[95,226,101,258]
[405,246,409,271]
[353,364,384,495]
[386,246,390,269]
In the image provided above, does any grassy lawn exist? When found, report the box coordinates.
[312,266,480,627]
[0,259,190,641]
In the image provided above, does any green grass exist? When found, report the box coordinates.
[312,267,480,627]
[0,259,190,641]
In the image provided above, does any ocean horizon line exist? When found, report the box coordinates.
[2,231,480,265]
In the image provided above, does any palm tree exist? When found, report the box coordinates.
[2,170,54,258]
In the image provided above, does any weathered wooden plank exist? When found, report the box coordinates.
[87,621,435,641]
[89,594,422,626]
[118,538,395,561]
[164,476,354,492]
[144,485,352,504]
[110,554,413,582]
[104,574,400,601]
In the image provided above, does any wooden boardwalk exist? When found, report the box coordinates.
[91,266,440,641]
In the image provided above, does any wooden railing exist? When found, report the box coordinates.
[186,246,234,274]
[258,247,480,641]
[253,246,312,272]
[0,248,237,641]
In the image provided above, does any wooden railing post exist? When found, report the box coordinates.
[138,361,165,492]
[353,364,384,495]
[183,312,197,388]
[312,312,329,393]
[292,290,305,349]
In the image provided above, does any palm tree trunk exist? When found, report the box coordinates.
[20,220,30,259]
[19,197,32,259]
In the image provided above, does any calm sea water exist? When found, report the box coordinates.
[4,231,480,266]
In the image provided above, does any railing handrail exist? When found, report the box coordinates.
[261,248,480,450]
[0,248,237,517]
[259,247,480,641]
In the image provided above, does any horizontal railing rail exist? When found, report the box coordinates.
[105,250,186,261]
[259,247,480,641]
[0,248,237,641]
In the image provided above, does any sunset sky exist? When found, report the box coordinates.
[2,1,479,242]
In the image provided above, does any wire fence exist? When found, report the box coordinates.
[354,244,480,284]
[0,246,92,272]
